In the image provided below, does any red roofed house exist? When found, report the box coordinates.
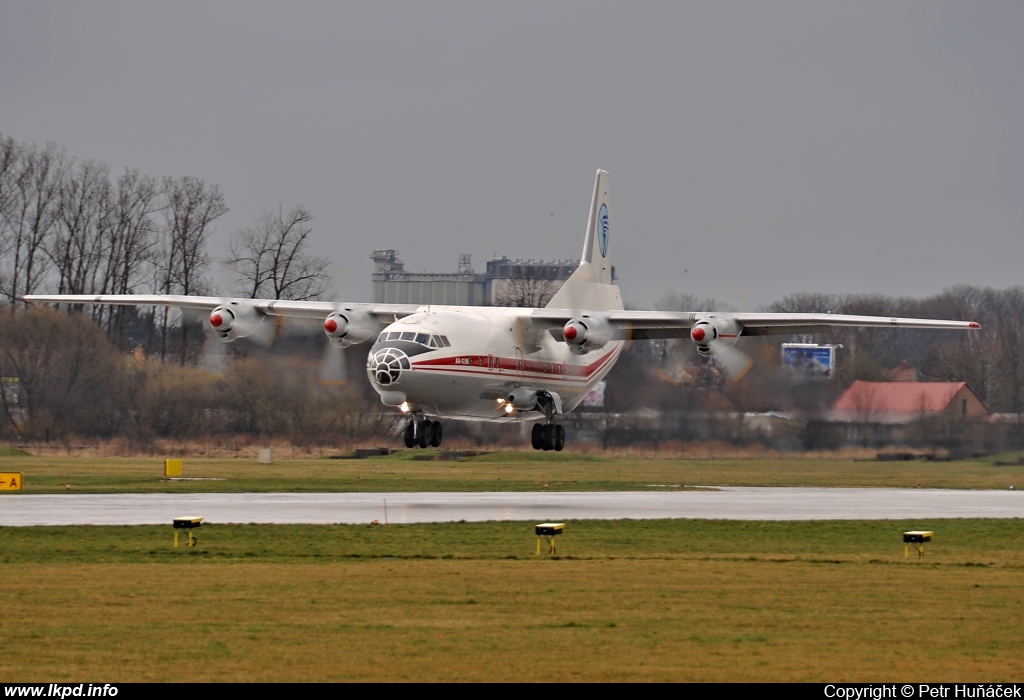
[828,381,989,446]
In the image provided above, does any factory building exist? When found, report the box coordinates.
[370,250,579,306]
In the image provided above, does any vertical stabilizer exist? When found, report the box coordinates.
[581,169,612,284]
[546,169,622,311]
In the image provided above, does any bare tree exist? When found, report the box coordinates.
[156,176,228,363]
[0,306,122,440]
[224,205,330,300]
[0,141,69,306]
[47,159,112,301]
[0,135,19,271]
[102,169,162,340]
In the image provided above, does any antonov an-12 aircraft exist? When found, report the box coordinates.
[25,170,980,451]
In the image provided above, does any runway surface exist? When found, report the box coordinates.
[2,487,1022,526]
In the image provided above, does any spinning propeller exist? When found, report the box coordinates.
[690,318,754,383]
[317,333,348,385]
[185,302,280,376]
[316,308,381,385]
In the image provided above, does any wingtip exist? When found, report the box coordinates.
[969,322,981,329]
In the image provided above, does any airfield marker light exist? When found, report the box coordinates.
[173,516,203,547]
[535,523,564,555]
[903,530,933,559]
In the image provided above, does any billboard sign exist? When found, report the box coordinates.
[781,344,835,379]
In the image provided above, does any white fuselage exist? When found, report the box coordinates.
[365,306,622,420]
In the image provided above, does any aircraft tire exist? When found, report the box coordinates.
[404,422,416,448]
[542,425,555,451]
[429,421,443,448]
[531,423,544,450]
[554,424,566,451]
[417,421,429,448]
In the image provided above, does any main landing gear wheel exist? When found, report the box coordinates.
[532,423,566,451]
[531,423,544,450]
[405,419,444,449]
[553,424,565,451]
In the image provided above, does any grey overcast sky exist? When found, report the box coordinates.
[2,1,1022,309]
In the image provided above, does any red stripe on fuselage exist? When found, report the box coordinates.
[411,346,620,382]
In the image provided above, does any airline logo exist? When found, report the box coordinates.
[598,203,609,257]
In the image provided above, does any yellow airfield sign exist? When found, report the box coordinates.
[0,472,23,491]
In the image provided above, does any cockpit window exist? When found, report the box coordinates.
[378,330,445,349]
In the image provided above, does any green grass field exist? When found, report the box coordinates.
[3,449,1024,493]
[2,519,1023,681]
[3,451,1023,681]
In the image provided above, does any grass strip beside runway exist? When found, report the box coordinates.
[3,451,1024,493]
[2,519,1022,681]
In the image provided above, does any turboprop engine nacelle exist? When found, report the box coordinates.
[324,310,379,347]
[562,315,614,355]
[690,317,741,356]
[209,304,264,342]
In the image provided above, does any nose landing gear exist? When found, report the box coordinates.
[404,418,443,449]
[531,423,565,451]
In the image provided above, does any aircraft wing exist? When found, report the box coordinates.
[21,294,424,322]
[531,308,980,340]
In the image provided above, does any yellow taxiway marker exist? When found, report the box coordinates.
[0,472,23,491]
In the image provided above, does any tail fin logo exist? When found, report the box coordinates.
[598,203,609,257]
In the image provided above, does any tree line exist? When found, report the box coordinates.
[0,134,330,362]
[1,133,1021,449]
[597,287,1024,450]
[0,133,367,447]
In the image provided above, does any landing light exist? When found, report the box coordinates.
[399,402,411,413]
[496,398,505,404]
[504,404,515,414]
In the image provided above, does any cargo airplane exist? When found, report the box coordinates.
[24,170,980,451]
